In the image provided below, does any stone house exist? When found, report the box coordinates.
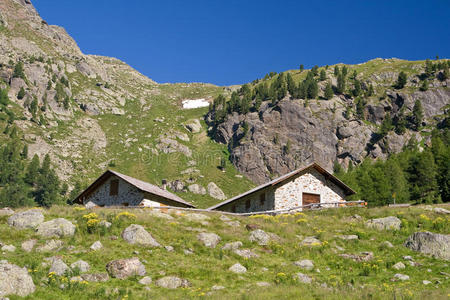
[208,163,355,213]
[73,170,194,208]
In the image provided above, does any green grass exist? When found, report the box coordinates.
[0,205,449,299]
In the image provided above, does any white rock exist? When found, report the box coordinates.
[393,273,409,281]
[139,276,152,285]
[229,263,247,274]
[90,241,103,251]
[1,245,16,252]
[294,259,314,270]
[70,260,90,273]
[392,262,405,270]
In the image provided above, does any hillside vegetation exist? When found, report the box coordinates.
[0,205,449,299]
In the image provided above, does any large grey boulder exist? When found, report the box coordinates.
[37,239,64,252]
[185,119,202,133]
[8,209,44,229]
[366,216,401,230]
[207,182,226,200]
[222,241,243,251]
[0,260,35,297]
[249,229,271,246]
[293,272,312,284]
[36,218,76,238]
[121,224,160,247]
[0,208,14,216]
[71,260,90,273]
[21,239,37,252]
[49,258,69,276]
[197,232,221,248]
[188,184,206,195]
[294,259,314,271]
[404,231,450,260]
[1,244,16,252]
[229,263,247,274]
[106,257,146,279]
[155,276,191,289]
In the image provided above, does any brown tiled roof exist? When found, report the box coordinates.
[73,170,194,207]
[207,162,355,210]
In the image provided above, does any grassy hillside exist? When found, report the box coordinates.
[0,205,449,299]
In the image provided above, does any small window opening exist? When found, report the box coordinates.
[110,179,119,196]
[259,193,266,206]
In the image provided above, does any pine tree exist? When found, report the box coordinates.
[396,71,407,89]
[13,61,25,79]
[286,73,296,96]
[367,84,374,97]
[384,158,409,203]
[341,66,348,77]
[25,154,40,185]
[409,150,440,203]
[17,87,25,100]
[324,82,334,100]
[352,80,361,96]
[34,154,61,207]
[431,135,450,202]
[319,69,327,81]
[334,66,339,76]
[336,73,346,94]
[420,79,429,91]
[307,80,318,99]
[311,65,319,76]
[299,64,304,72]
[0,89,9,106]
[425,59,433,77]
[412,100,423,130]
[379,112,393,137]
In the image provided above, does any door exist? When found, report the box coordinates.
[302,193,320,209]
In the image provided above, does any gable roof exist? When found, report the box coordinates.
[73,170,194,208]
[207,162,355,210]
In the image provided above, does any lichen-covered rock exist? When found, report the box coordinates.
[106,257,146,279]
[299,236,321,246]
[36,218,76,238]
[392,262,405,270]
[71,260,90,273]
[1,244,16,252]
[294,259,314,270]
[366,216,401,230]
[187,184,206,195]
[90,241,103,251]
[21,239,37,252]
[138,276,152,285]
[0,260,35,297]
[121,224,160,247]
[0,208,14,216]
[7,209,44,229]
[229,263,247,274]
[233,249,259,259]
[392,273,409,281]
[292,272,312,284]
[197,232,221,248]
[207,182,226,200]
[49,258,69,276]
[37,239,64,252]
[222,241,243,251]
[155,276,191,289]
[404,231,450,260]
[249,229,271,246]
[185,119,202,133]
[80,273,109,282]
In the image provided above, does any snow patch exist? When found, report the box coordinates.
[182,99,209,109]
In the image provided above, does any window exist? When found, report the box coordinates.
[110,179,119,196]
[259,193,266,206]
[122,203,129,207]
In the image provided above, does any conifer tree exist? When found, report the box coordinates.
[342,66,348,77]
[286,73,296,96]
[425,59,433,77]
[409,150,440,203]
[334,65,339,76]
[0,89,9,106]
[13,61,25,79]
[336,73,346,94]
[412,100,423,130]
[352,80,361,96]
[17,87,25,100]
[324,82,334,100]
[420,79,429,91]
[396,71,407,89]
[319,69,327,81]
[299,64,304,72]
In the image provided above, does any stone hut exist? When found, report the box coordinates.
[73,170,194,208]
[208,163,355,213]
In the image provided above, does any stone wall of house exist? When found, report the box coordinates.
[219,188,276,213]
[84,175,143,206]
[274,168,346,210]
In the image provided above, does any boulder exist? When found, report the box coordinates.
[249,229,271,246]
[207,182,226,200]
[37,239,64,252]
[155,276,191,289]
[185,119,202,133]
[339,251,373,262]
[433,207,450,215]
[49,258,69,276]
[168,180,186,193]
[392,273,409,281]
[36,218,76,238]
[1,245,16,252]
[147,210,174,220]
[80,273,109,282]
[188,184,206,195]
[404,231,450,260]
[106,257,146,279]
[138,276,152,285]
[336,235,359,240]
[233,249,259,259]
[0,260,35,297]
[366,216,401,230]
[21,239,37,252]
[184,213,210,222]
[90,241,103,251]
[222,241,243,251]
[392,262,405,270]
[294,259,314,271]
[197,232,221,248]
[299,236,321,246]
[99,220,112,228]
[7,209,44,229]
[293,272,312,284]
[229,263,247,274]
[380,241,394,248]
[71,260,90,273]
[0,208,14,216]
[121,224,160,247]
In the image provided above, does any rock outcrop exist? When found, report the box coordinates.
[8,209,44,229]
[106,257,146,279]
[36,218,76,237]
[404,231,449,260]
[121,224,161,247]
[0,260,35,297]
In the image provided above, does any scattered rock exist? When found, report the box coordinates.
[90,241,103,251]
[392,273,409,281]
[80,273,109,282]
[49,258,69,276]
[249,229,271,246]
[164,246,174,252]
[184,213,210,222]
[36,218,76,238]
[229,263,247,274]
[336,235,359,240]
[85,202,96,209]
[300,236,322,246]
[339,252,373,262]
[1,245,16,252]
[0,208,14,216]
[380,241,394,248]
[167,180,186,193]
[188,184,206,195]
[256,282,271,287]
[7,209,44,229]
[219,215,231,222]
[71,260,90,273]
[294,259,314,271]
[211,285,225,290]
[37,239,64,252]
[185,119,202,133]
[184,249,194,255]
[99,220,112,228]
[403,256,414,261]
[147,210,174,220]
[423,280,432,285]
[222,241,243,251]
[121,224,161,247]
[404,231,450,260]
[138,276,152,285]
[207,182,226,200]
[155,276,191,289]
[293,272,312,284]
[106,258,146,279]
[197,232,221,248]
[225,220,241,227]
[233,249,259,258]
[433,207,450,215]
[21,239,37,252]
[0,260,35,296]
[392,262,405,270]
[366,216,401,230]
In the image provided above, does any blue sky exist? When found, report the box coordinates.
[34,0,450,86]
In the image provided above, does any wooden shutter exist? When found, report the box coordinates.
[110,179,119,196]
[259,193,266,206]
[302,193,320,209]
